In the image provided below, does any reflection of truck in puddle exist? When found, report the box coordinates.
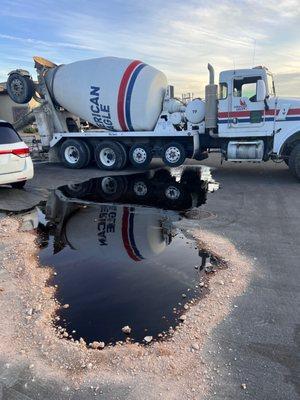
[38,167,219,343]
[41,166,214,262]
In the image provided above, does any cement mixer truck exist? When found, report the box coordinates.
[6,56,300,180]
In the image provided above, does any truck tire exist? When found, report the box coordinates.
[7,73,35,104]
[289,143,300,180]
[94,141,126,170]
[60,139,91,169]
[129,143,152,168]
[162,142,186,167]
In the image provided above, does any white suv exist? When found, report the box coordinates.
[0,120,34,188]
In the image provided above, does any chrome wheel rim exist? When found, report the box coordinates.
[132,148,147,164]
[100,148,116,167]
[65,146,79,164]
[165,146,181,163]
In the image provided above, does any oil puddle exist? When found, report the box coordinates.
[36,166,220,345]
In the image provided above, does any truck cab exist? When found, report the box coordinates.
[218,66,276,138]
[205,65,300,178]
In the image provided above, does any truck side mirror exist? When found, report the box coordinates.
[256,80,266,102]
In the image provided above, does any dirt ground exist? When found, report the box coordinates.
[0,215,252,400]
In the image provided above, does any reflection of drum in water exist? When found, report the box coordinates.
[63,205,169,262]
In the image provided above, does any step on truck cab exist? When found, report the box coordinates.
[6,56,300,180]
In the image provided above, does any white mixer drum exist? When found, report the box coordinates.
[46,57,167,131]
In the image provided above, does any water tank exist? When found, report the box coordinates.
[45,57,167,131]
[185,99,205,124]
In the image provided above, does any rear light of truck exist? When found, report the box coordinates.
[0,147,30,157]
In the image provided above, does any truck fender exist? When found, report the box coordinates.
[273,125,300,155]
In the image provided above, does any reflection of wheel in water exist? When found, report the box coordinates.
[96,176,128,201]
[133,180,149,197]
[162,182,191,209]
[61,181,94,198]
[164,185,181,200]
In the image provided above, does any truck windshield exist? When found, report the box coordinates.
[0,123,22,144]
[267,73,276,97]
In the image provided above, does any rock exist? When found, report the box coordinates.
[219,280,225,285]
[241,383,247,390]
[122,325,131,334]
[87,363,93,370]
[183,304,189,310]
[144,336,153,343]
[26,308,33,316]
[90,341,104,349]
[182,293,187,298]
[191,343,199,350]
[179,315,186,322]
[62,304,70,309]
[199,282,205,287]
[79,337,86,346]
[62,331,69,338]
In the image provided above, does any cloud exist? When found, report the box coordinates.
[0,33,95,51]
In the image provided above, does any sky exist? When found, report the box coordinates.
[0,0,299,97]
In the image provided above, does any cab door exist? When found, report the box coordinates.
[229,75,266,134]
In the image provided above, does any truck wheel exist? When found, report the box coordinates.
[129,144,152,168]
[60,139,91,169]
[94,141,126,170]
[289,143,300,180]
[162,142,186,167]
[7,73,35,104]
